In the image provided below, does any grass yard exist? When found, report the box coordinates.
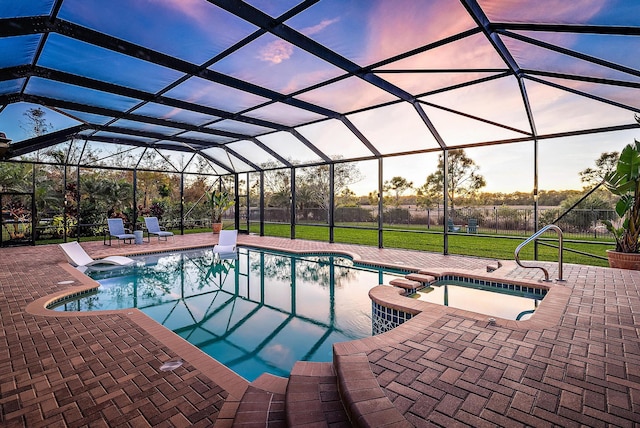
[34,222,611,267]
[248,222,612,267]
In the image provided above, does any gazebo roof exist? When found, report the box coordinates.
[1,0,639,175]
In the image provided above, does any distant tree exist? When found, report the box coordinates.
[422,149,486,212]
[383,176,413,207]
[415,186,436,210]
[579,151,619,187]
[261,163,291,208]
[367,191,379,206]
[336,187,358,207]
[0,162,32,192]
[298,161,363,212]
[20,107,52,138]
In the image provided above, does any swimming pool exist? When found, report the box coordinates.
[50,247,404,381]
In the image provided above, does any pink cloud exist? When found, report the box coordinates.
[258,39,294,64]
[301,18,341,36]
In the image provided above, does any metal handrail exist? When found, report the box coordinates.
[514,224,564,282]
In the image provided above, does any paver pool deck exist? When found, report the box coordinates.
[0,232,638,427]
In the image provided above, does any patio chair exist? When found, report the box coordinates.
[104,218,136,245]
[466,218,478,234]
[144,217,174,242]
[59,241,134,271]
[213,229,238,258]
[447,218,461,232]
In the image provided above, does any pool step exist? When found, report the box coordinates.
[333,353,411,427]
[389,278,423,294]
[390,273,436,295]
[285,361,350,427]
[405,273,436,285]
[230,374,287,428]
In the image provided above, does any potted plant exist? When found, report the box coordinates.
[603,119,640,269]
[209,189,234,234]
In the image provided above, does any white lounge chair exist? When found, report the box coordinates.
[144,217,174,242]
[104,218,136,245]
[59,241,135,271]
[213,229,238,258]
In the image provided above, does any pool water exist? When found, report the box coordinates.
[413,279,544,320]
[51,247,404,381]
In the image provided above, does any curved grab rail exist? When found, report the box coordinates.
[516,309,535,321]
[514,224,564,282]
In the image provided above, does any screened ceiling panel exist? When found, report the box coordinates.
[38,34,184,93]
[0,0,638,176]
[500,36,640,83]
[348,103,441,154]
[295,76,398,113]
[244,0,303,17]
[200,147,250,173]
[541,77,640,111]
[513,32,640,73]
[226,140,286,168]
[258,132,324,165]
[206,119,274,137]
[131,103,217,127]
[477,0,639,26]
[421,76,533,135]
[209,33,344,94]
[179,131,235,145]
[110,119,185,137]
[10,103,82,133]
[0,0,53,18]
[59,109,124,126]
[25,78,141,111]
[92,131,157,144]
[0,79,26,96]
[379,72,501,98]
[0,35,41,68]
[164,77,269,113]
[526,80,635,135]
[422,105,528,147]
[57,0,257,64]
[244,102,325,127]
[378,32,507,71]
[296,120,375,159]
[286,0,477,66]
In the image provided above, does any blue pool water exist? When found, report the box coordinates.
[51,247,404,381]
[413,278,545,321]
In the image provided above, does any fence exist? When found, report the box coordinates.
[32,205,617,243]
[248,205,616,240]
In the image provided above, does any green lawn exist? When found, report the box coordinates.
[247,223,612,267]
[34,222,612,267]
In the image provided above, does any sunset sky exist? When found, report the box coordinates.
[1,0,638,194]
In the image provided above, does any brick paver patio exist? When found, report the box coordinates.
[0,233,638,426]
